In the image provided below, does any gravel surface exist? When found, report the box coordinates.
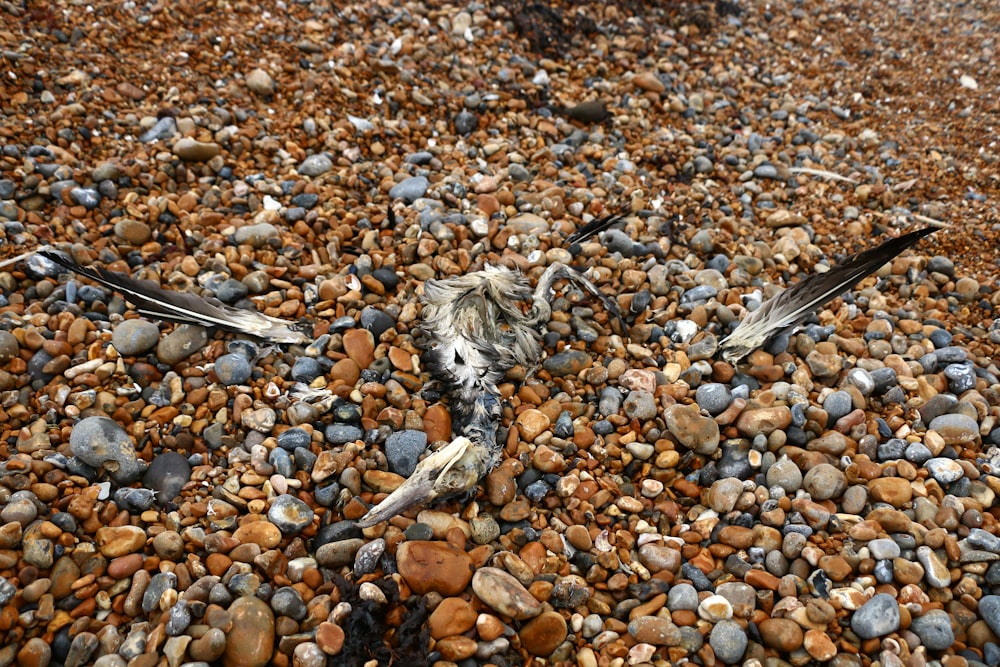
[1,0,1000,666]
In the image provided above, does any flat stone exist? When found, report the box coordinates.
[95,525,147,558]
[112,319,159,354]
[664,404,721,454]
[850,593,900,639]
[428,597,477,639]
[758,617,804,651]
[172,138,221,161]
[472,567,543,620]
[69,416,147,484]
[396,541,473,596]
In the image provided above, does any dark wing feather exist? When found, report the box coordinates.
[566,206,631,245]
[719,226,941,363]
[39,250,310,344]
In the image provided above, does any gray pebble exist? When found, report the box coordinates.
[802,463,846,500]
[270,586,307,620]
[542,349,591,377]
[353,538,386,577]
[709,619,747,664]
[142,572,177,614]
[326,424,363,445]
[70,416,147,485]
[695,383,732,416]
[156,324,208,365]
[924,457,964,484]
[385,430,428,477]
[765,457,802,493]
[268,494,315,534]
[215,353,253,385]
[867,538,900,560]
[142,452,191,505]
[389,176,429,203]
[667,583,698,611]
[139,116,177,142]
[909,609,955,651]
[359,306,395,338]
[622,390,657,421]
[823,391,853,423]
[599,387,623,416]
[165,600,191,636]
[454,110,477,135]
[850,593,899,639]
[112,320,160,356]
[979,596,1000,636]
[299,154,332,176]
[233,222,280,247]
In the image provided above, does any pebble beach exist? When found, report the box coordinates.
[1,0,1000,666]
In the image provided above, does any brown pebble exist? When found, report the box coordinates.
[342,329,375,369]
[107,553,144,579]
[471,567,543,620]
[423,404,452,443]
[95,525,147,558]
[518,610,567,656]
[803,628,837,661]
[316,622,345,655]
[759,617,804,652]
[428,597,477,639]
[435,635,478,661]
[477,613,505,641]
[396,541,473,596]
[232,521,282,549]
[223,596,275,667]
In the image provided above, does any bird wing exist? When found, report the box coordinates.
[39,250,310,344]
[718,225,942,363]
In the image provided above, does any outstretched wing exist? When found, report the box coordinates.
[719,225,942,363]
[39,250,310,344]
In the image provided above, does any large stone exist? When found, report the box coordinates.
[396,541,473,596]
[69,416,147,484]
[850,593,900,639]
[471,567,543,620]
[223,596,275,667]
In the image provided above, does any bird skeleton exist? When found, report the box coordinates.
[27,221,943,526]
[357,262,621,527]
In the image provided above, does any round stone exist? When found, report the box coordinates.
[142,451,191,505]
[112,319,160,355]
[710,619,748,664]
[70,416,147,485]
[224,596,275,667]
[215,353,253,385]
[471,567,543,620]
[267,495,315,534]
[909,609,955,651]
[850,593,900,639]
[518,611,567,657]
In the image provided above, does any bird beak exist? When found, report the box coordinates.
[356,437,477,528]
